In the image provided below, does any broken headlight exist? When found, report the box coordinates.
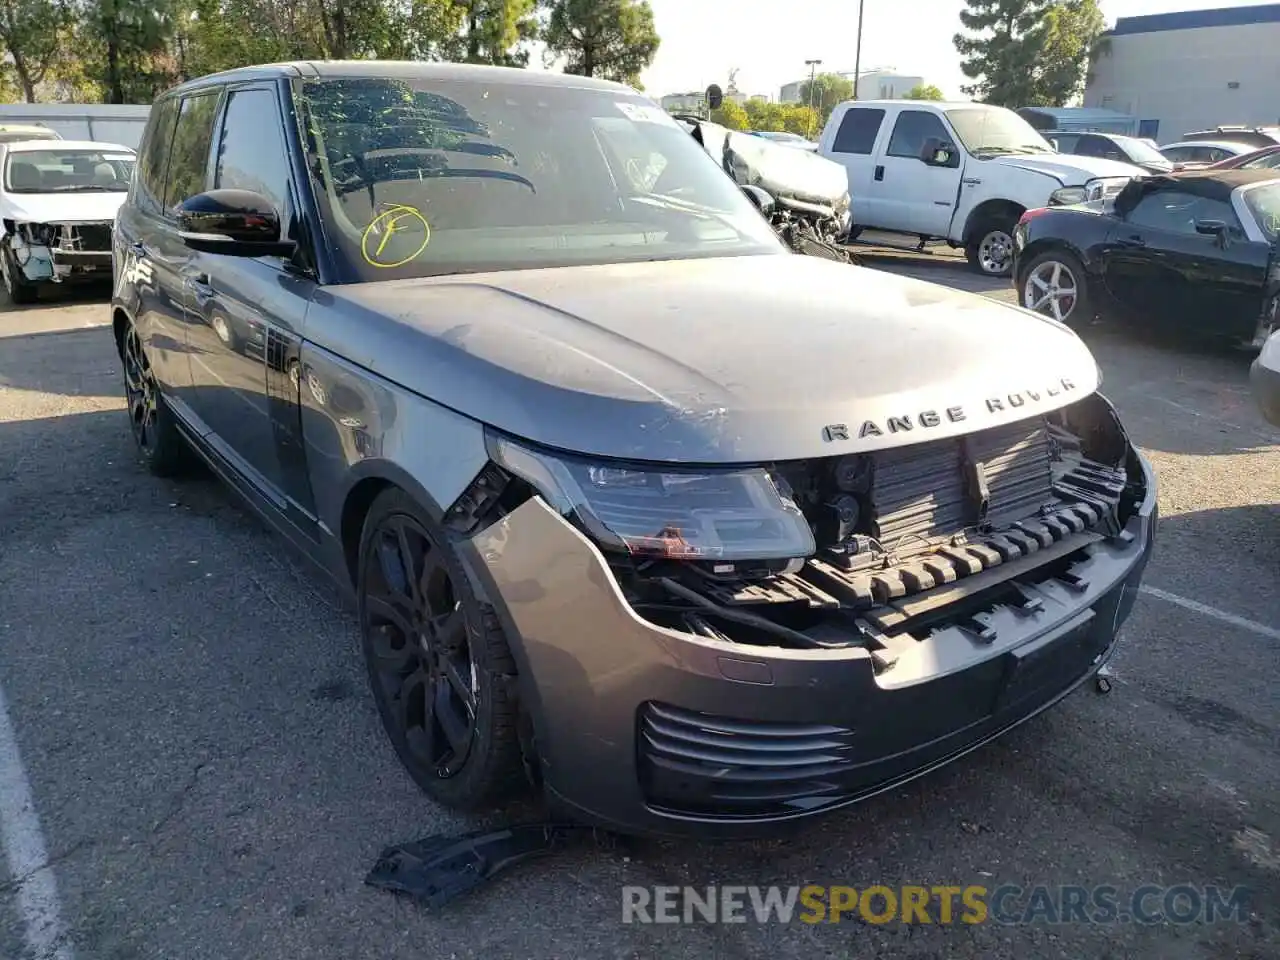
[487,434,816,561]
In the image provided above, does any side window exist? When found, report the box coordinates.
[1245,152,1280,170]
[831,108,885,155]
[1162,146,1189,163]
[1053,134,1080,153]
[887,110,951,159]
[214,88,292,217]
[1127,190,1245,237]
[135,97,179,216]
[164,91,221,212]
[1075,135,1107,157]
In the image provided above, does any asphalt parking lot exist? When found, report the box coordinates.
[2,269,1278,960]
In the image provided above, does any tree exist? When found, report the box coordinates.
[83,0,179,104]
[797,72,853,127]
[903,83,945,101]
[709,98,748,130]
[953,0,1051,106]
[0,0,72,101]
[1036,0,1105,105]
[543,0,659,86]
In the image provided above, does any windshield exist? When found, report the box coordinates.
[4,148,134,193]
[1242,182,1280,242]
[294,76,783,281]
[1109,135,1168,165]
[945,107,1054,156]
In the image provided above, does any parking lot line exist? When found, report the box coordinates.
[0,682,74,960]
[1140,585,1280,642]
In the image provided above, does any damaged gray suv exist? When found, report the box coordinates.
[113,62,1156,839]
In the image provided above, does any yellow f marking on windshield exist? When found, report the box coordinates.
[361,205,431,268]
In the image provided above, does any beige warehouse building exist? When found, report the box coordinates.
[1083,3,1280,144]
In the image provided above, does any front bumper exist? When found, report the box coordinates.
[1251,355,1280,427]
[465,452,1157,840]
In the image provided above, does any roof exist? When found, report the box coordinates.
[1113,3,1280,36]
[166,60,633,98]
[1019,107,1136,121]
[1161,139,1256,152]
[833,99,989,110]
[5,139,134,153]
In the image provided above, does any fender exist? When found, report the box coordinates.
[954,164,1063,243]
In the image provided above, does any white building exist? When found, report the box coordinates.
[779,70,924,104]
[1084,4,1280,144]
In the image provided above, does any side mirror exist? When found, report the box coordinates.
[176,189,296,257]
[740,184,775,217]
[919,137,956,167]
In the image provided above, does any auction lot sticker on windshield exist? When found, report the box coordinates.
[615,102,675,126]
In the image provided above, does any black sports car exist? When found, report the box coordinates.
[1012,169,1280,347]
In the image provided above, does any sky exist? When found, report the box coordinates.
[623,0,1280,101]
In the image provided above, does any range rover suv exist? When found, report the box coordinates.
[112,61,1157,839]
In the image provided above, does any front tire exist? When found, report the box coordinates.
[1,246,38,305]
[357,488,525,810]
[120,318,193,476]
[1019,249,1092,326]
[966,215,1019,277]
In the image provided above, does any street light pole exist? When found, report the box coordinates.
[853,0,865,100]
[804,58,822,138]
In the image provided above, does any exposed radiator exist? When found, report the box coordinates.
[867,418,1055,555]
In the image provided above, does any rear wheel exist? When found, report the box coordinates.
[966,215,1019,277]
[1019,249,1092,326]
[357,488,525,810]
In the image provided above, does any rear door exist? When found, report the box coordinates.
[869,109,962,236]
[1101,186,1270,334]
[823,105,885,225]
[183,81,318,531]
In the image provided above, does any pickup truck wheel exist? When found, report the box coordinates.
[1,246,38,305]
[357,488,526,811]
[966,218,1018,277]
[1019,249,1092,326]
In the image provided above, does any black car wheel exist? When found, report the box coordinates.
[1,245,38,305]
[967,216,1018,277]
[1019,249,1092,326]
[121,320,193,476]
[357,488,525,810]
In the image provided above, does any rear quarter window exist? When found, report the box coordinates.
[135,97,179,216]
[830,108,885,155]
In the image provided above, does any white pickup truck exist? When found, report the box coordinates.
[818,100,1147,275]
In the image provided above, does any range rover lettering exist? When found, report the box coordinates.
[112,62,1157,839]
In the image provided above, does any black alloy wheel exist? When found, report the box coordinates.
[357,488,524,809]
[121,320,191,476]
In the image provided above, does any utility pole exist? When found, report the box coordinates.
[804,58,822,138]
[853,0,865,100]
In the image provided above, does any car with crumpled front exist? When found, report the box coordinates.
[111,61,1157,840]
[1,138,135,303]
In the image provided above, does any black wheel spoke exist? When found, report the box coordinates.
[395,521,423,606]
[375,533,415,609]
[366,621,415,674]
[429,606,465,648]
[432,677,473,759]
[440,655,476,715]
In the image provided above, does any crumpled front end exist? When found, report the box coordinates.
[453,392,1157,839]
[5,220,114,284]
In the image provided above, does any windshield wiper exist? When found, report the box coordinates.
[972,146,1019,156]
[336,166,536,199]
[46,185,125,192]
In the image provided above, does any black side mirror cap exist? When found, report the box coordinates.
[919,137,956,167]
[176,188,296,257]
[740,184,775,216]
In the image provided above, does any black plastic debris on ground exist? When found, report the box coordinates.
[365,823,620,908]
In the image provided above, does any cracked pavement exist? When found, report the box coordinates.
[1,273,1278,959]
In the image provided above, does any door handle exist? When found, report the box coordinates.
[874,165,885,181]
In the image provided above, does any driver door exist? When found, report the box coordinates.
[869,110,962,236]
[1101,187,1271,334]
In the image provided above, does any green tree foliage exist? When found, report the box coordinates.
[0,0,72,101]
[82,0,179,103]
[543,0,659,86]
[954,0,1050,106]
[709,98,748,130]
[797,72,852,127]
[903,83,945,101]
[1037,0,1105,105]
[954,0,1104,107]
